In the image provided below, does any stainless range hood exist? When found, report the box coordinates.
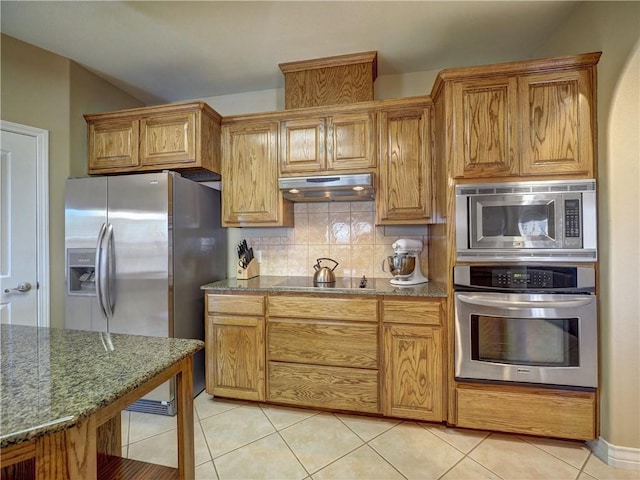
[278,173,374,202]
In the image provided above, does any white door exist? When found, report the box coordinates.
[0,122,49,326]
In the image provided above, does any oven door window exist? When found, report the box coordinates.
[470,315,579,367]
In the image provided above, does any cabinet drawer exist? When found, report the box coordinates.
[207,294,264,316]
[268,319,378,368]
[269,296,377,322]
[456,385,596,440]
[382,299,441,325]
[268,362,379,413]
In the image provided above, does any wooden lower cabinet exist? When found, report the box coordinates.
[381,298,444,422]
[383,324,443,421]
[267,295,379,414]
[456,383,597,440]
[205,294,265,401]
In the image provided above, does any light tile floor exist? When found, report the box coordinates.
[121,391,639,480]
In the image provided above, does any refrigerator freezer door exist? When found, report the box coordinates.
[65,177,108,332]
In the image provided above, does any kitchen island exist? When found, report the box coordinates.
[0,324,203,480]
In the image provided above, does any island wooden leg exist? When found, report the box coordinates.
[176,355,195,480]
[35,416,97,480]
[96,415,122,457]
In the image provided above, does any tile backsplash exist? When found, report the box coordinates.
[240,201,429,280]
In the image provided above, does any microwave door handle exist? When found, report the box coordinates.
[457,293,594,309]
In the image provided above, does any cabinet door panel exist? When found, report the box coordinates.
[88,119,139,172]
[383,324,443,421]
[207,315,265,401]
[519,70,593,176]
[328,112,376,170]
[222,122,287,226]
[377,106,431,223]
[139,112,196,166]
[279,118,325,174]
[452,77,518,178]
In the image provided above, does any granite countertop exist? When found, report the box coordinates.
[0,324,204,449]
[201,276,447,298]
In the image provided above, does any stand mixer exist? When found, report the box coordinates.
[384,239,429,286]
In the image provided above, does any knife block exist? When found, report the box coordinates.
[237,258,259,280]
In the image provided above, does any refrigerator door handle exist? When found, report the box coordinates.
[95,223,109,319]
[103,223,116,318]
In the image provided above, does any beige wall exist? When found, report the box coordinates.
[531,1,640,450]
[1,34,144,327]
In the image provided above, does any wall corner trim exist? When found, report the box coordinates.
[588,437,640,471]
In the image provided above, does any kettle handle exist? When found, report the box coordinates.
[316,257,339,271]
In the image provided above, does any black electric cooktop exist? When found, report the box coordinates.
[273,276,376,290]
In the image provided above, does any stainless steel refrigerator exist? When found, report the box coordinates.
[64,171,226,415]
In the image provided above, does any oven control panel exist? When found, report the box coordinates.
[453,265,595,292]
[493,269,553,288]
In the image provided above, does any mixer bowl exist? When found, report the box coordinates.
[386,255,415,278]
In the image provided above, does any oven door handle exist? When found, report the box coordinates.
[456,293,594,309]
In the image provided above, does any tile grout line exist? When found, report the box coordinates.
[332,413,408,479]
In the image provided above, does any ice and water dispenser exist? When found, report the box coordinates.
[67,249,96,296]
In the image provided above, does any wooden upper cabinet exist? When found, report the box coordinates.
[442,53,599,180]
[452,76,519,178]
[221,121,293,227]
[87,118,139,171]
[328,111,376,171]
[85,101,221,175]
[377,100,432,224]
[139,111,196,166]
[279,110,376,176]
[519,69,593,176]
[279,117,326,174]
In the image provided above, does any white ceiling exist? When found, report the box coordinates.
[1,1,582,105]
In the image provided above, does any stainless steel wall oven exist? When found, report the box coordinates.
[454,265,597,389]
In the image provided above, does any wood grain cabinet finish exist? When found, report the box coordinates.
[221,121,293,227]
[85,102,221,175]
[376,101,433,224]
[279,111,376,175]
[279,117,326,174]
[450,67,595,179]
[382,299,444,421]
[518,69,594,176]
[267,295,380,413]
[205,294,266,401]
[456,383,596,440]
[452,77,519,178]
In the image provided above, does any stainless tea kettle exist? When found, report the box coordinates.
[313,257,338,284]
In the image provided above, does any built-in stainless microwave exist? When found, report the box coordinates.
[456,180,597,262]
